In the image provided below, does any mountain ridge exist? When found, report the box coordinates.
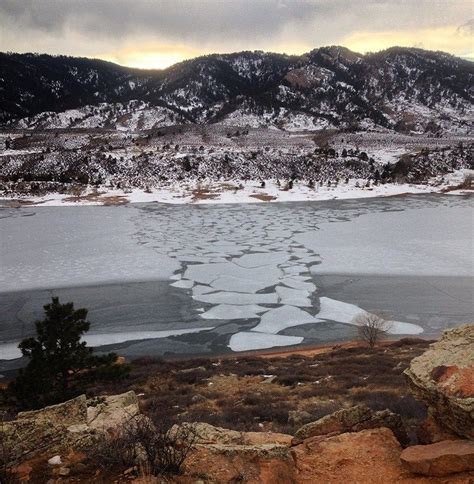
[1,46,473,133]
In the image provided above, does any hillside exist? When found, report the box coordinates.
[2,326,474,482]
[1,47,473,134]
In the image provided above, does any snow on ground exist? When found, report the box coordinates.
[4,169,470,207]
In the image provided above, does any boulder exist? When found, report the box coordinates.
[1,391,140,464]
[404,324,474,439]
[292,428,405,483]
[417,414,461,445]
[400,440,474,476]
[171,421,292,446]
[2,395,88,463]
[173,422,244,445]
[17,394,87,427]
[86,391,139,431]
[185,444,296,483]
[292,405,408,445]
[172,422,295,483]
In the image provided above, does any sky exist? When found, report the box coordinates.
[0,0,472,69]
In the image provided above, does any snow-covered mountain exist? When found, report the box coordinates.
[1,47,473,133]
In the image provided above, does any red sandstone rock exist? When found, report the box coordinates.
[400,440,474,477]
[404,323,474,439]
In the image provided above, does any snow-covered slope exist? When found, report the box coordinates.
[15,101,187,130]
[1,47,473,133]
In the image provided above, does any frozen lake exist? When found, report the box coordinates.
[0,194,473,366]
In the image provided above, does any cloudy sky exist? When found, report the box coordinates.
[1,0,472,68]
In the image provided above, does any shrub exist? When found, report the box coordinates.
[91,416,196,476]
[300,401,341,421]
[353,312,392,348]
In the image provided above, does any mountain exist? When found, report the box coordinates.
[1,47,473,133]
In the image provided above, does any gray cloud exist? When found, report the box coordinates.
[0,0,471,61]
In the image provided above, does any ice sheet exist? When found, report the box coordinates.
[316,297,423,334]
[193,291,279,305]
[276,285,312,307]
[0,327,215,360]
[297,207,474,277]
[228,332,304,351]
[184,262,282,289]
[200,304,267,320]
[170,279,194,289]
[0,205,179,292]
[252,305,318,334]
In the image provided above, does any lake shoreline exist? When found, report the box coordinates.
[1,193,472,370]
[0,169,471,207]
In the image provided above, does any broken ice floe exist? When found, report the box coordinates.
[228,332,304,352]
[200,304,267,320]
[251,305,318,334]
[170,279,194,289]
[193,291,279,305]
[127,201,429,352]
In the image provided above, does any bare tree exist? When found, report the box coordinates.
[353,313,392,348]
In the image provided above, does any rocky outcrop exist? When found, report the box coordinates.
[2,395,88,464]
[176,423,295,483]
[292,428,405,483]
[404,324,474,439]
[16,394,88,427]
[400,440,474,476]
[1,391,139,464]
[86,391,139,432]
[175,423,473,483]
[174,421,292,446]
[292,405,408,445]
[417,415,461,444]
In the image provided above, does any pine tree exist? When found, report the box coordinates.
[9,297,125,409]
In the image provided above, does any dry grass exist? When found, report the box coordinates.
[217,183,241,191]
[87,339,431,437]
[3,199,36,208]
[191,187,220,201]
[101,195,129,206]
[63,190,129,205]
[442,172,474,193]
[8,339,433,482]
[249,193,277,202]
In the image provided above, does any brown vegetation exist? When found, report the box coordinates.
[86,339,431,440]
[249,193,277,202]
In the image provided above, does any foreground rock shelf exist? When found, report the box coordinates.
[2,324,473,482]
[404,323,474,439]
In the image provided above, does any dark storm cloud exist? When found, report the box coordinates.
[2,0,464,41]
[0,0,471,65]
[0,0,321,40]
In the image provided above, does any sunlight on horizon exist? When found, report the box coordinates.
[98,25,473,69]
[100,43,203,70]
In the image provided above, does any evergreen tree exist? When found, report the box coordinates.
[9,297,126,409]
